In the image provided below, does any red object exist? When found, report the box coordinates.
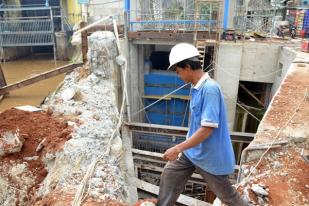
[300,30,306,38]
[301,39,309,53]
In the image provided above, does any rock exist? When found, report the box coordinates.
[273,161,282,169]
[140,201,156,206]
[280,172,288,176]
[61,88,76,101]
[251,184,269,196]
[257,196,265,205]
[10,163,27,176]
[23,156,39,161]
[0,130,24,156]
[242,186,250,203]
[244,168,250,176]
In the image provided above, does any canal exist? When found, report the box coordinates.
[0,55,68,112]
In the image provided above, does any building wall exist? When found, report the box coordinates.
[66,0,82,25]
[240,42,281,83]
[272,46,297,96]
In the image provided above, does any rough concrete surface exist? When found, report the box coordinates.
[0,31,132,205]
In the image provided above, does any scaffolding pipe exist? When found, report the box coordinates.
[74,15,112,34]
[124,0,130,12]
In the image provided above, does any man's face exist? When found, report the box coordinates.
[175,66,191,83]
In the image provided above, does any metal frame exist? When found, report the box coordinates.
[234,0,283,35]
[128,0,222,32]
[0,5,61,62]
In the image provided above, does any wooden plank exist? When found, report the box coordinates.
[0,64,7,100]
[132,148,240,170]
[239,83,265,107]
[135,178,212,206]
[0,64,7,88]
[80,21,88,64]
[135,161,204,180]
[132,148,163,158]
[0,63,83,95]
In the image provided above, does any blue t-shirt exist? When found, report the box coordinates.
[184,74,235,175]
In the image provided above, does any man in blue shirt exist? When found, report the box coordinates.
[157,43,247,206]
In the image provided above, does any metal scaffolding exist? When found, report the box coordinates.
[234,0,283,34]
[0,5,58,61]
[129,0,222,32]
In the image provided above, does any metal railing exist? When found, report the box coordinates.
[0,19,53,46]
[129,9,219,32]
[0,5,56,61]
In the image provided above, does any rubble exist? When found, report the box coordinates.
[0,108,72,205]
[0,129,24,156]
[38,31,129,204]
[0,31,132,205]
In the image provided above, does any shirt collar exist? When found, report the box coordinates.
[193,73,210,90]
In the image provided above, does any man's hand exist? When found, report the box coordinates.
[163,145,182,161]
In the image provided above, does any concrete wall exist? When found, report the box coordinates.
[240,42,281,83]
[126,41,144,122]
[271,47,297,96]
[216,41,287,129]
[216,42,242,129]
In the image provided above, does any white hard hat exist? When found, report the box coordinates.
[168,43,200,70]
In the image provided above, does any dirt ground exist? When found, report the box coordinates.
[0,108,72,204]
[0,108,158,205]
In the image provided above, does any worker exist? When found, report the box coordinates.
[157,43,247,206]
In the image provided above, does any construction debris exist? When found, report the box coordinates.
[0,31,133,205]
[0,108,72,205]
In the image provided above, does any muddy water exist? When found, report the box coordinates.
[0,55,69,112]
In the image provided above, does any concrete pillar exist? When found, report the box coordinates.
[55,32,69,60]
[127,42,144,122]
[215,43,243,130]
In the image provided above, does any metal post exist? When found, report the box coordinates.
[80,21,88,64]
[60,0,64,32]
[223,0,229,30]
